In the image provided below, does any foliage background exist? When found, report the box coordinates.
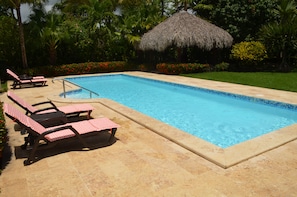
[0,0,296,76]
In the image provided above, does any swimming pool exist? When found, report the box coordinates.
[64,74,297,149]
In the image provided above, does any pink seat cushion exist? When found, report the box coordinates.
[4,103,29,128]
[58,104,94,114]
[33,76,45,79]
[44,128,77,142]
[44,118,119,141]
[30,78,47,83]
[88,118,120,132]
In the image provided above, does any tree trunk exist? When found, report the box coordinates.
[280,49,289,72]
[161,0,164,16]
[49,44,57,65]
[16,6,28,68]
[184,1,187,11]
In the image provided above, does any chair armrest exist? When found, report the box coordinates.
[32,100,57,108]
[33,76,44,79]
[40,125,81,142]
[32,101,59,113]
[35,125,89,150]
[32,107,60,114]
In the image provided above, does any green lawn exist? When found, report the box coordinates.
[182,72,297,92]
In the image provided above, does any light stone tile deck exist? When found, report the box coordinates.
[1,71,297,196]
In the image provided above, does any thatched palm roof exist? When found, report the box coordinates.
[139,11,233,51]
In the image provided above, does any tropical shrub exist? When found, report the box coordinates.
[214,62,230,71]
[138,64,147,71]
[231,41,268,62]
[230,41,268,70]
[258,0,297,71]
[156,63,210,74]
[0,102,8,151]
[137,63,158,72]
[0,81,7,93]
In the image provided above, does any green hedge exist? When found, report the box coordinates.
[156,63,210,74]
[23,61,214,77]
[27,61,130,77]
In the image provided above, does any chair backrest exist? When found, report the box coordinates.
[3,103,45,135]
[6,69,20,81]
[7,91,37,114]
[4,103,27,127]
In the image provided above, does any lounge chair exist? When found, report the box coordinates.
[7,91,94,119]
[6,69,47,88]
[3,103,120,165]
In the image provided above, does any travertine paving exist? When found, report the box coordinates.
[1,72,297,196]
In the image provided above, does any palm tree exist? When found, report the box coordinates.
[8,0,32,68]
[259,0,297,71]
[7,0,46,68]
[40,14,63,65]
[58,0,90,15]
[172,0,194,11]
[119,0,165,46]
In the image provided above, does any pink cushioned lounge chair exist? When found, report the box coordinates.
[3,103,120,165]
[7,91,94,119]
[6,69,47,89]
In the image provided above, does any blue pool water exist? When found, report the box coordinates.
[64,74,297,148]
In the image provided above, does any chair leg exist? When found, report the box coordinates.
[20,128,27,135]
[24,136,42,165]
[21,134,36,150]
[21,137,29,150]
[12,81,17,89]
[108,128,117,142]
[76,135,89,150]
[24,141,39,166]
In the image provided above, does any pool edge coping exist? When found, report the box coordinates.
[48,71,297,169]
[98,98,297,169]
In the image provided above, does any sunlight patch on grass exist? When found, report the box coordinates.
[182,72,297,92]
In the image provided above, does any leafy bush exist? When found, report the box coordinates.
[156,63,210,75]
[231,41,268,62]
[214,62,230,71]
[138,64,147,71]
[230,41,268,70]
[0,81,7,93]
[0,102,8,150]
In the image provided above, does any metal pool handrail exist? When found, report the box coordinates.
[52,77,99,98]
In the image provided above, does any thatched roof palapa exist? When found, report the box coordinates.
[139,11,233,52]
